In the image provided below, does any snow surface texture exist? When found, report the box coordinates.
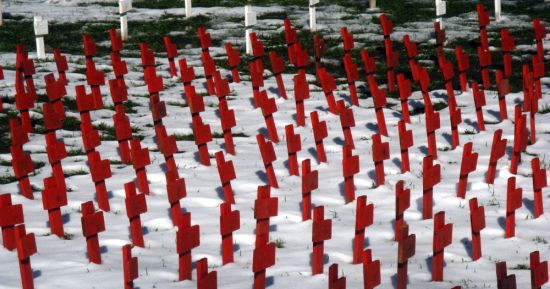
[1,1,550,289]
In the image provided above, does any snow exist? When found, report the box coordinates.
[1,1,550,289]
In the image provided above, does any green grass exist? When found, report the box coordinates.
[64,169,89,177]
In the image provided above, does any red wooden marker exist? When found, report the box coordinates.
[496,70,510,120]
[53,49,68,85]
[496,261,517,289]
[176,212,200,281]
[372,133,389,186]
[403,35,419,82]
[215,151,236,204]
[470,81,486,131]
[380,14,397,92]
[249,32,265,74]
[363,249,381,289]
[486,129,507,184]
[220,202,240,265]
[257,134,278,188]
[9,118,29,148]
[10,145,35,200]
[111,53,128,81]
[14,46,37,133]
[198,27,216,95]
[425,107,440,158]
[193,116,213,166]
[314,34,325,72]
[179,58,196,91]
[457,142,478,199]
[88,151,112,212]
[44,72,67,118]
[533,19,547,62]
[418,66,433,112]
[438,56,457,110]
[163,36,178,77]
[432,211,452,281]
[219,99,237,155]
[530,58,544,144]
[0,65,3,111]
[505,177,522,238]
[124,182,147,248]
[531,158,547,218]
[214,69,231,102]
[434,22,446,58]
[112,111,133,165]
[285,124,301,176]
[423,156,441,220]
[397,120,413,173]
[41,176,67,238]
[395,181,410,241]
[478,45,492,89]
[269,51,287,99]
[343,54,359,106]
[455,46,470,92]
[342,145,359,204]
[396,224,415,289]
[476,4,490,48]
[15,225,36,289]
[254,185,278,246]
[258,90,279,143]
[396,74,411,123]
[0,194,24,251]
[530,251,549,289]
[341,26,354,56]
[510,105,528,174]
[310,111,328,163]
[312,206,332,275]
[294,71,310,127]
[250,62,264,108]
[43,104,67,191]
[122,244,138,289]
[361,49,377,89]
[284,18,298,64]
[301,159,318,221]
[165,170,186,226]
[338,100,356,149]
[328,263,346,289]
[202,53,218,96]
[532,55,544,101]
[109,27,123,54]
[253,242,276,289]
[155,125,179,175]
[469,198,485,260]
[317,67,338,114]
[501,29,515,78]
[225,42,241,83]
[197,258,217,289]
[294,42,310,75]
[370,81,388,137]
[81,201,105,264]
[129,138,150,194]
[353,196,373,264]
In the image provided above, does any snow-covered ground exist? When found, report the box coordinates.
[1,1,550,289]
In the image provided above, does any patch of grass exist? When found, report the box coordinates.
[174,133,195,141]
[511,264,529,270]
[67,147,86,156]
[533,236,548,244]
[62,116,82,131]
[274,238,285,248]
[433,102,448,111]
[0,173,18,184]
[64,169,89,177]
